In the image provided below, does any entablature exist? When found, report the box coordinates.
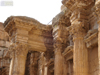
[3,16,53,52]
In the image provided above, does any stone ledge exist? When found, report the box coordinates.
[84,30,98,49]
[62,45,73,58]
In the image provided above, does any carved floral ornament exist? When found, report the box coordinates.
[9,43,28,57]
[67,20,89,34]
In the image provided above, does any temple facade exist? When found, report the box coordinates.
[0,0,100,75]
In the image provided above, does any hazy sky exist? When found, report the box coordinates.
[0,0,62,24]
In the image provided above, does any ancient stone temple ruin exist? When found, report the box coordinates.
[0,0,100,75]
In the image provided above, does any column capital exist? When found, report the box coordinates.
[68,20,89,40]
[53,42,63,54]
[68,7,89,39]
[9,43,28,57]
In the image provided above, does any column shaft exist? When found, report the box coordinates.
[54,50,63,75]
[13,54,27,75]
[30,53,34,75]
[9,44,28,75]
[95,1,100,75]
[73,36,88,75]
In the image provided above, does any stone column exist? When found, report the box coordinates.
[67,5,89,74]
[63,58,67,75]
[38,52,44,75]
[70,23,89,75]
[30,52,38,75]
[95,0,100,75]
[9,43,28,75]
[68,61,71,75]
[30,53,34,75]
[54,43,63,75]
[44,52,50,75]
[9,50,15,75]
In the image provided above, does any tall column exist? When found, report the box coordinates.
[9,50,14,75]
[9,43,28,75]
[30,53,34,75]
[38,52,44,75]
[30,52,38,75]
[95,0,100,75]
[44,50,51,75]
[54,43,63,75]
[63,59,67,75]
[52,16,68,75]
[73,32,88,75]
[70,9,89,75]
[68,61,71,75]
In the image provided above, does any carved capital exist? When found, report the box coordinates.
[69,21,89,39]
[53,42,63,54]
[9,43,28,58]
[69,9,89,39]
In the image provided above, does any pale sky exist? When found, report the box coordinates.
[0,0,62,24]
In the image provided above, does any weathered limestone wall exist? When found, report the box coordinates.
[88,47,99,75]
[0,22,10,75]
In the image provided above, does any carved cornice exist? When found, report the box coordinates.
[62,45,73,57]
[62,45,73,61]
[52,11,65,26]
[52,8,71,27]
[4,16,52,34]
[3,16,40,27]
[84,29,98,49]
[62,0,75,10]
[62,0,94,11]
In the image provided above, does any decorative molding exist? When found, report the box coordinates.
[4,16,52,34]
[62,45,73,57]
[84,29,98,48]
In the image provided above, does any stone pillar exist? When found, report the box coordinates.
[70,22,89,75]
[54,43,63,75]
[38,52,44,75]
[30,53,34,75]
[95,1,100,75]
[68,61,71,75]
[9,43,28,75]
[30,52,38,75]
[9,51,14,75]
[67,4,89,74]
[44,65,48,75]
[63,58,67,75]
[44,52,50,75]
